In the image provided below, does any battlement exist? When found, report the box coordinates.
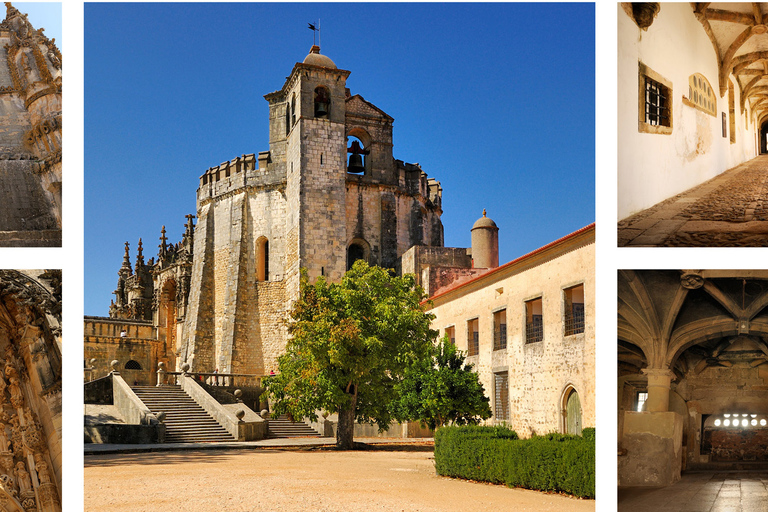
[199,153,261,186]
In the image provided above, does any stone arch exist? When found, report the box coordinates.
[346,127,371,175]
[125,360,142,370]
[256,236,269,281]
[560,384,582,435]
[157,277,178,375]
[314,86,330,119]
[760,119,768,153]
[0,270,61,508]
[346,238,370,270]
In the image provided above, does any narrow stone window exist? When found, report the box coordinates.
[493,309,507,350]
[467,318,479,356]
[525,297,543,343]
[638,62,672,135]
[285,102,290,136]
[445,325,455,346]
[291,93,296,126]
[564,284,585,336]
[314,86,330,119]
[257,237,269,281]
[636,391,648,412]
[494,371,509,421]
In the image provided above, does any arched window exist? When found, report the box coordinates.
[686,73,716,117]
[125,360,142,370]
[346,239,370,270]
[314,86,330,118]
[257,237,269,281]
[285,101,291,136]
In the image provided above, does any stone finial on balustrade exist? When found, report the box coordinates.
[156,362,166,387]
[181,363,190,377]
[234,389,242,403]
[235,410,245,422]
[260,409,270,419]
[110,360,120,375]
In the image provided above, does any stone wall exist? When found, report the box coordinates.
[84,317,157,384]
[427,226,595,437]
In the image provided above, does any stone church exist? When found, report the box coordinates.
[86,46,459,381]
[0,4,61,247]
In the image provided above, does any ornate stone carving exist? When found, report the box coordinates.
[681,271,704,290]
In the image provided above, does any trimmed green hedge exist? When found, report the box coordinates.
[434,425,595,498]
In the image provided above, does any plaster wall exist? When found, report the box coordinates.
[618,4,758,219]
[427,232,595,437]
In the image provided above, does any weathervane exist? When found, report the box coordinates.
[308,19,320,47]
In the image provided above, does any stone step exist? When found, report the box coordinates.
[267,416,320,438]
[131,385,234,443]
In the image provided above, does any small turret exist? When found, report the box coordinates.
[471,209,499,269]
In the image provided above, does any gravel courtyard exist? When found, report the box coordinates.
[84,446,594,512]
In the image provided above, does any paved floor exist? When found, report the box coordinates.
[618,155,768,247]
[619,471,768,511]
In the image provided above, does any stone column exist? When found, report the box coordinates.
[642,368,674,412]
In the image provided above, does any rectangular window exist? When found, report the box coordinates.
[445,326,455,346]
[525,298,543,344]
[564,284,585,336]
[638,63,672,135]
[494,371,509,421]
[493,309,507,350]
[467,318,479,356]
[636,391,648,412]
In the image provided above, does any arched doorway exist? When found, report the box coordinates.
[563,387,582,435]
[760,121,768,154]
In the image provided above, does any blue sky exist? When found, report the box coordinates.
[84,2,594,316]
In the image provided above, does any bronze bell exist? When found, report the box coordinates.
[348,153,364,173]
[315,101,328,117]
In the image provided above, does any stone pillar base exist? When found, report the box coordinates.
[619,410,683,486]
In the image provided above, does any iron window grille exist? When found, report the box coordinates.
[493,324,507,350]
[565,302,585,336]
[645,76,670,127]
[526,315,543,343]
[469,331,479,356]
[494,372,509,421]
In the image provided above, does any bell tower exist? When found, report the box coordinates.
[266,45,351,291]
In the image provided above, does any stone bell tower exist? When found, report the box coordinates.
[266,45,351,292]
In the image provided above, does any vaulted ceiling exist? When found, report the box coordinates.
[693,3,768,125]
[618,270,768,380]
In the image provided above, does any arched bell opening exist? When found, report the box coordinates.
[347,128,372,175]
[346,238,370,270]
[314,86,330,119]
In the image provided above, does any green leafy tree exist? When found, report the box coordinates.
[263,261,437,449]
[391,337,492,430]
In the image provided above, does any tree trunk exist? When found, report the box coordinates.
[336,391,357,449]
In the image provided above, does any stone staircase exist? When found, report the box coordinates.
[267,415,321,439]
[132,385,234,443]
